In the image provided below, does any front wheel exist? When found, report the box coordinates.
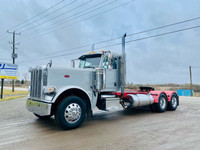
[55,96,86,130]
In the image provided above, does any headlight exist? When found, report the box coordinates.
[43,86,56,94]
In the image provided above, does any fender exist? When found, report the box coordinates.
[149,91,167,103]
[51,85,97,108]
[165,91,179,104]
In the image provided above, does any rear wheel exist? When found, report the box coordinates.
[168,93,178,111]
[155,93,168,113]
[55,96,86,130]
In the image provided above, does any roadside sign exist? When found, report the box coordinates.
[0,62,18,79]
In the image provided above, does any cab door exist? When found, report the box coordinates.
[102,56,118,92]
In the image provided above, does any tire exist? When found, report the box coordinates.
[168,93,178,111]
[155,93,168,113]
[55,96,86,130]
[34,113,52,119]
[149,104,157,112]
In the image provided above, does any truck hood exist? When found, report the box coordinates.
[47,67,93,92]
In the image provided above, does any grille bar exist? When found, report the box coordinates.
[30,68,43,99]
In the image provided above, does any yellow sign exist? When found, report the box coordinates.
[0,76,18,79]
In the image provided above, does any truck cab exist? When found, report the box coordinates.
[27,50,124,129]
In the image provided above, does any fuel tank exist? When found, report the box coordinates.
[124,94,154,108]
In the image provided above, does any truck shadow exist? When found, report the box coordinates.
[34,117,62,131]
[86,107,153,122]
[33,107,153,130]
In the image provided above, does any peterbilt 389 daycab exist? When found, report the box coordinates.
[26,34,179,129]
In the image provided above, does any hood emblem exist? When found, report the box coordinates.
[64,75,70,78]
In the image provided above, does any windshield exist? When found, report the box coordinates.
[79,57,101,68]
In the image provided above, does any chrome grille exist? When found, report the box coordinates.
[30,68,43,99]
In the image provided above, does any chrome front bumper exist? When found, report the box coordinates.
[26,99,52,116]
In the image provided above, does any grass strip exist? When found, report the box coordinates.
[0,95,28,102]
[0,88,29,95]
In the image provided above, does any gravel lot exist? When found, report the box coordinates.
[0,96,199,150]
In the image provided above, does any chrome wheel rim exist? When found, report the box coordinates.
[171,96,177,108]
[64,103,81,123]
[160,97,166,110]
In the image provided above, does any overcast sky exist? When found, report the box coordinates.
[0,0,200,84]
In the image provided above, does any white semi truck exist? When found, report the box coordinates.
[27,34,179,129]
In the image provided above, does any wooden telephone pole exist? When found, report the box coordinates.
[189,66,193,96]
[7,30,20,92]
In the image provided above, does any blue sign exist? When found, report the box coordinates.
[0,62,18,79]
[177,89,194,96]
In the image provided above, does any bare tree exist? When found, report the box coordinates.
[23,73,29,86]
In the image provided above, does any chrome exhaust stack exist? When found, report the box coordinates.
[120,33,126,98]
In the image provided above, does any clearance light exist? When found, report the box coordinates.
[44,86,56,94]
[88,52,92,54]
[100,50,104,52]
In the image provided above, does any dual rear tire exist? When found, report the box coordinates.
[150,93,178,112]
[150,93,168,113]
[168,93,178,111]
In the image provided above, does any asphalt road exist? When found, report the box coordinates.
[0,97,199,150]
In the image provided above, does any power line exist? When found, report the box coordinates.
[20,0,96,33]
[18,0,134,43]
[127,16,200,37]
[8,0,65,31]
[19,45,92,63]
[18,36,120,63]
[126,25,200,43]
[18,14,200,43]
[93,24,200,51]
[18,24,200,64]
[20,0,114,34]
[17,15,200,61]
[16,0,78,31]
[18,33,121,63]
[18,49,89,63]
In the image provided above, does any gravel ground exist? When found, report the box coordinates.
[0,96,199,150]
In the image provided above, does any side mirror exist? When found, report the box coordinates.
[71,59,80,68]
[71,60,75,68]
[46,60,52,68]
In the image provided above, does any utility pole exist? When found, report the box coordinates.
[7,30,20,92]
[189,66,193,96]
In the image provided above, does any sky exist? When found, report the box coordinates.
[0,0,200,84]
